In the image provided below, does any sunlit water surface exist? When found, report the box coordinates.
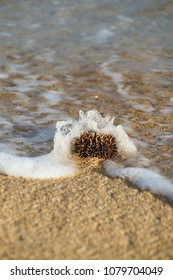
[0,0,172,178]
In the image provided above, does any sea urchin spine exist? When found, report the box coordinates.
[72,131,117,159]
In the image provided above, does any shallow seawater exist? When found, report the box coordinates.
[0,0,173,178]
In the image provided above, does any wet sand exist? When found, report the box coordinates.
[0,0,173,261]
[1,158,173,260]
[0,57,173,260]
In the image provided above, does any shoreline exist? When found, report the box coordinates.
[1,158,173,260]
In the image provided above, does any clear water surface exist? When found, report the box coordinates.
[0,0,172,178]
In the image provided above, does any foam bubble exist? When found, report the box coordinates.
[54,109,137,159]
[104,160,173,200]
[0,109,137,179]
[1,109,172,200]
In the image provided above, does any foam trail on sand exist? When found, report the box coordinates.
[101,56,130,98]
[1,108,172,200]
[0,109,137,179]
[104,160,173,199]
[0,152,77,179]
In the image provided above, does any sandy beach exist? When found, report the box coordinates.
[0,0,173,260]
[1,158,173,260]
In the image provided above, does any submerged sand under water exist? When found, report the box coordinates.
[0,158,173,260]
[0,51,173,261]
[0,50,173,261]
[0,0,173,260]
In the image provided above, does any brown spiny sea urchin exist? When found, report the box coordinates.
[72,131,117,159]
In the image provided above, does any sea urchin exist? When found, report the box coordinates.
[72,131,117,159]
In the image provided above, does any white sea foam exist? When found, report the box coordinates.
[0,109,137,179]
[1,109,173,200]
[159,107,173,114]
[0,152,77,179]
[104,160,173,199]
[94,29,114,43]
[101,58,130,98]
[131,102,154,112]
[0,73,9,79]
[42,90,63,104]
[117,15,134,23]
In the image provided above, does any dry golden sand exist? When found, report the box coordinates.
[0,158,173,260]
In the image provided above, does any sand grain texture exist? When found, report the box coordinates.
[0,159,173,260]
